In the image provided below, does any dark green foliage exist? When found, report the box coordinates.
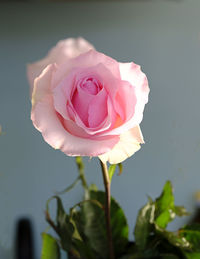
[42,176,200,259]
[132,181,200,259]
[43,187,129,259]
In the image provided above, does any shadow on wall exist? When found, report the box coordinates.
[0,218,35,259]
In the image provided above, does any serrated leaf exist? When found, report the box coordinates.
[134,201,155,250]
[41,233,60,259]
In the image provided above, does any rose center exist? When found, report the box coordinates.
[79,77,102,95]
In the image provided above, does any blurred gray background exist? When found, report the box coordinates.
[1,0,200,258]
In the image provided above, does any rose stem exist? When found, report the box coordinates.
[100,160,115,259]
[75,156,88,190]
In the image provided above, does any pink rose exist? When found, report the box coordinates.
[27,37,149,164]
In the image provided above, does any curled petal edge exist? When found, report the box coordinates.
[98,125,144,164]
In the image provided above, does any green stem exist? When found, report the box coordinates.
[75,157,88,190]
[100,160,115,259]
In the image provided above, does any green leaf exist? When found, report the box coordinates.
[179,224,200,251]
[71,190,129,258]
[41,233,60,259]
[55,197,74,249]
[46,196,75,252]
[72,238,96,259]
[90,191,129,256]
[154,181,189,229]
[108,164,116,181]
[155,225,191,249]
[80,195,107,258]
[183,251,200,259]
[108,163,123,181]
[89,183,98,192]
[134,201,155,250]
[155,181,175,229]
[175,206,190,217]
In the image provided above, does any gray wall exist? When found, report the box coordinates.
[1,0,200,258]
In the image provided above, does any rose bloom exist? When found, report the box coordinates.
[27,38,149,164]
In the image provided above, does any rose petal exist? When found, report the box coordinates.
[52,51,121,92]
[88,88,108,128]
[27,37,94,94]
[72,84,95,126]
[31,63,120,157]
[98,125,144,164]
[31,64,57,108]
[53,64,119,135]
[99,62,149,136]
[114,80,136,122]
[119,62,149,106]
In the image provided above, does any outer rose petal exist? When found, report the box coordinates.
[98,126,144,164]
[31,63,120,157]
[52,51,121,92]
[27,37,94,93]
[119,62,150,126]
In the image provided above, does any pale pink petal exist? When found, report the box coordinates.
[53,68,77,120]
[72,85,95,126]
[53,64,118,135]
[114,80,136,122]
[31,64,57,108]
[32,101,119,156]
[88,88,108,128]
[27,37,94,93]
[53,78,71,121]
[72,95,115,136]
[119,62,149,105]
[99,62,149,136]
[31,64,119,157]
[98,126,144,164]
[62,119,92,138]
[73,50,120,78]
[52,52,121,92]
